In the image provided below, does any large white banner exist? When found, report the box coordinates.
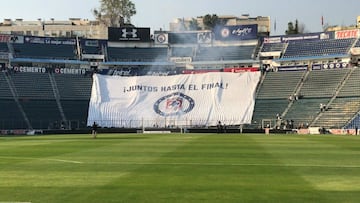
[87,72,261,127]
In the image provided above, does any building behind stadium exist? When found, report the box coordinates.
[0,14,270,39]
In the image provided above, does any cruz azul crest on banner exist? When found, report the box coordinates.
[154,92,195,116]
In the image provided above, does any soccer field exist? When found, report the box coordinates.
[1,133,360,203]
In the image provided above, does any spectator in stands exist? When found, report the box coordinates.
[276,114,282,129]
[290,120,294,129]
[276,113,281,120]
[60,122,66,130]
[294,93,299,101]
[217,121,223,133]
[288,95,294,102]
[92,122,99,138]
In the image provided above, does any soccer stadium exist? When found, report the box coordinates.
[0,22,359,135]
[1,14,360,202]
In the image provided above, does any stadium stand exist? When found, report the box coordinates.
[298,69,349,98]
[312,97,360,128]
[11,72,55,99]
[336,67,360,97]
[346,113,360,129]
[311,67,360,128]
[19,99,62,129]
[251,99,289,128]
[253,67,360,129]
[8,72,61,129]
[282,38,355,58]
[53,74,92,100]
[107,47,168,62]
[260,42,286,53]
[0,27,360,132]
[12,43,77,60]
[0,72,13,99]
[53,74,93,129]
[256,71,305,99]
[354,39,360,47]
[0,99,26,129]
[80,41,103,55]
[194,45,256,61]
[171,47,193,57]
[284,98,330,128]
[60,100,90,129]
[0,42,9,52]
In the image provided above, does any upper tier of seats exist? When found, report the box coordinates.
[13,43,77,60]
[260,43,286,52]
[82,45,102,55]
[107,47,168,62]
[194,45,255,61]
[282,38,355,58]
[80,40,104,55]
[171,47,193,57]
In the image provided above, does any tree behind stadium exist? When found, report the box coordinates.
[285,19,308,35]
[203,14,227,30]
[93,0,136,27]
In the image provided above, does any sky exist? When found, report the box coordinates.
[0,0,359,35]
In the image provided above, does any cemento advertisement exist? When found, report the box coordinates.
[87,72,261,127]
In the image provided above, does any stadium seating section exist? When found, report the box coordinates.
[0,42,9,52]
[13,43,77,59]
[254,68,360,129]
[107,47,168,61]
[260,43,285,52]
[0,31,360,131]
[194,45,256,61]
[354,39,360,48]
[282,39,355,58]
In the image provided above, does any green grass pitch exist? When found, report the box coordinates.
[1,133,360,203]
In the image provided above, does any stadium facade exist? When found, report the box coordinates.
[0,17,359,135]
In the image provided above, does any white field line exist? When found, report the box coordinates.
[1,156,359,168]
[78,161,360,168]
[0,156,82,164]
